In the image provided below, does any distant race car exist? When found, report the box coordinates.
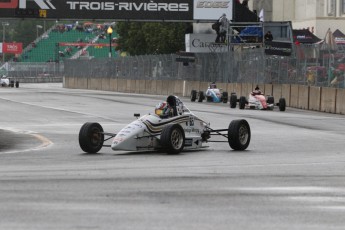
[190,82,228,103]
[230,89,286,111]
[79,95,251,154]
[1,75,9,87]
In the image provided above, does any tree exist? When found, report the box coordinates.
[115,22,191,55]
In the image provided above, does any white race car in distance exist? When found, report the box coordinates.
[79,95,251,154]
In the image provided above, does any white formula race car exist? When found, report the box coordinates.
[1,75,9,87]
[79,95,251,154]
[191,83,228,103]
[230,91,286,111]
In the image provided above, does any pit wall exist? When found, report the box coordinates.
[63,77,345,115]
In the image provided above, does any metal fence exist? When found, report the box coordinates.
[3,43,345,88]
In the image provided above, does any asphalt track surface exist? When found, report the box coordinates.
[0,83,345,230]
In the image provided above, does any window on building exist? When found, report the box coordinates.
[328,0,336,16]
[342,0,345,14]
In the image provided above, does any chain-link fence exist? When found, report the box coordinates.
[3,43,345,88]
[2,62,64,78]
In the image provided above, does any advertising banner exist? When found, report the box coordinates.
[264,41,292,56]
[185,33,228,53]
[0,0,232,21]
[193,0,233,21]
[0,0,194,21]
[2,42,23,54]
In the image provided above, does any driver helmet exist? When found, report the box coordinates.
[210,82,217,89]
[155,101,171,117]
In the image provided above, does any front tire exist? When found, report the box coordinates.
[267,96,274,104]
[160,124,185,154]
[228,119,251,151]
[79,122,104,153]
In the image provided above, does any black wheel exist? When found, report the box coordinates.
[267,96,274,104]
[15,81,19,88]
[222,92,228,103]
[206,96,213,102]
[160,124,185,154]
[230,94,237,108]
[79,122,104,153]
[239,96,246,109]
[228,119,251,151]
[190,90,197,102]
[198,91,205,102]
[279,98,286,111]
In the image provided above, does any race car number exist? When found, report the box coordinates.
[189,116,194,126]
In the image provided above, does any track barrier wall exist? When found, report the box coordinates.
[63,77,345,115]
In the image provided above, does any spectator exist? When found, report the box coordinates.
[219,13,228,43]
[264,31,273,41]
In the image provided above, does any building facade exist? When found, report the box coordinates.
[250,0,345,39]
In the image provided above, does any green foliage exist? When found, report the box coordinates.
[115,22,191,55]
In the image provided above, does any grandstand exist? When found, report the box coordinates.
[18,22,118,62]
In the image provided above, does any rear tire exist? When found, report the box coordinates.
[239,96,246,109]
[222,92,228,103]
[230,94,237,108]
[279,98,286,111]
[228,119,251,151]
[79,122,104,153]
[160,124,185,154]
[191,90,197,102]
[198,91,205,102]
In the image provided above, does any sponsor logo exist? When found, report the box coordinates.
[0,0,56,9]
[192,38,226,48]
[196,1,230,8]
[66,1,189,11]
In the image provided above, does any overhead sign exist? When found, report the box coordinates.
[0,0,232,21]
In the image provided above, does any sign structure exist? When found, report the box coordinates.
[264,41,292,56]
[1,42,23,54]
[0,0,233,21]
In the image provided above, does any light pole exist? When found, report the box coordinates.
[2,22,9,63]
[107,26,113,58]
[36,25,43,39]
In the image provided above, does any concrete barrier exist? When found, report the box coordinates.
[63,76,345,115]
[89,78,102,90]
[117,79,126,93]
[321,87,336,113]
[290,84,299,108]
[184,81,201,97]
[241,83,253,97]
[272,84,282,100]
[336,88,345,115]
[101,78,111,91]
[264,84,273,97]
[309,86,321,111]
[298,85,309,110]
[173,80,184,96]
[109,78,118,91]
[281,84,291,106]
